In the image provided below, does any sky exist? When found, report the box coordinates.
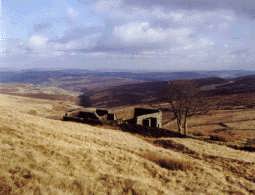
[1,0,255,71]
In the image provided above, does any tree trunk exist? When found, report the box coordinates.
[176,118,182,133]
[183,116,188,136]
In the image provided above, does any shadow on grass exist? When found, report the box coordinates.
[119,124,186,138]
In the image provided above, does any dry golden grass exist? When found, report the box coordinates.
[0,83,77,96]
[164,108,255,146]
[0,94,255,194]
[143,152,192,171]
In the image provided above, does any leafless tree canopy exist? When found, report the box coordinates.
[166,80,209,135]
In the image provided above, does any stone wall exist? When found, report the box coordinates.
[136,111,162,128]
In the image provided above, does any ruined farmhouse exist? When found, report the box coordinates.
[63,108,117,125]
[126,108,162,128]
[63,107,162,129]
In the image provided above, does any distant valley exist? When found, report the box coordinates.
[1,69,255,108]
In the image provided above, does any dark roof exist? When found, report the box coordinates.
[96,109,109,116]
[134,108,160,117]
[78,111,99,120]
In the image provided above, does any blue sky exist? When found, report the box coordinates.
[1,0,255,70]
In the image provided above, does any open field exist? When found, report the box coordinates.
[0,83,77,102]
[164,108,255,149]
[0,94,255,194]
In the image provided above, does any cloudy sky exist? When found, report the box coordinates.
[1,0,255,70]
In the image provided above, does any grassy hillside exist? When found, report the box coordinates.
[0,94,255,194]
[0,83,77,102]
[164,108,255,147]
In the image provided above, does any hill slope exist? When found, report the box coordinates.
[0,94,255,194]
[89,75,255,108]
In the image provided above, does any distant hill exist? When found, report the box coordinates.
[90,81,168,107]
[0,69,254,92]
[1,69,255,108]
[206,75,255,95]
[88,75,255,108]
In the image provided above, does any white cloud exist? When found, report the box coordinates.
[114,22,167,44]
[2,0,255,70]
[113,22,193,49]
[28,35,48,49]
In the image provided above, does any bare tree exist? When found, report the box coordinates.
[166,80,208,135]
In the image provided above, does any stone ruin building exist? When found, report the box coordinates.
[132,108,162,128]
[63,108,117,125]
[63,107,162,128]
